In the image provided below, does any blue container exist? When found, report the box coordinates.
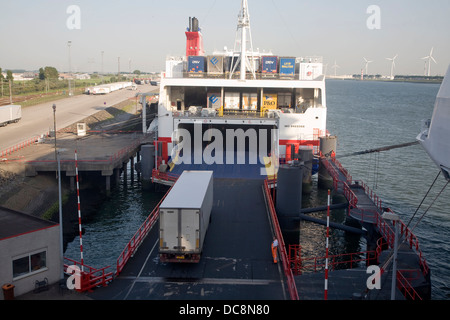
[261,56,278,73]
[279,57,296,76]
[188,56,206,73]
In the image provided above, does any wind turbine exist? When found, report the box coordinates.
[363,57,373,76]
[386,54,398,80]
[331,60,340,77]
[421,47,437,76]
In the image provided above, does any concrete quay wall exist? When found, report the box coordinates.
[3,132,154,191]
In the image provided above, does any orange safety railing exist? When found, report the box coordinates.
[1,133,48,158]
[64,257,114,292]
[263,179,299,300]
[116,183,175,275]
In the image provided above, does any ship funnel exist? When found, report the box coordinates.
[186,17,204,56]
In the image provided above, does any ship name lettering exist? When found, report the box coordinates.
[285,124,305,128]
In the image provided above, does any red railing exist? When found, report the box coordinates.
[331,157,352,182]
[320,158,340,189]
[325,157,428,272]
[63,257,114,292]
[349,208,378,224]
[396,270,423,300]
[375,208,430,277]
[321,158,358,210]
[343,182,358,208]
[263,179,299,300]
[289,246,376,275]
[322,156,429,300]
[116,184,175,275]
[109,138,142,162]
[351,179,383,211]
[152,168,180,184]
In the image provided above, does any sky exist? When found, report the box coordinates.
[1,0,449,76]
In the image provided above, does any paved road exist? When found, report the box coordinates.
[0,84,158,151]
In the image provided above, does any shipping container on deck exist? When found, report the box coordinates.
[166,58,185,78]
[224,56,240,76]
[278,92,292,108]
[299,63,323,80]
[207,55,224,76]
[262,94,277,110]
[224,92,240,110]
[279,57,296,78]
[188,56,206,77]
[242,93,258,110]
[207,92,222,109]
[261,56,278,77]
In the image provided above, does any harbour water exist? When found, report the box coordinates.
[326,79,449,300]
[64,79,449,300]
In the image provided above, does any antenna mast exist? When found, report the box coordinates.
[230,0,256,80]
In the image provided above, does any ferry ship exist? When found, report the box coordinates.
[155,1,328,177]
[56,0,431,301]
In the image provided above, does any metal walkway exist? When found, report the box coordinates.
[316,156,431,300]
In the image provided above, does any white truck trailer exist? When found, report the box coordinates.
[0,105,22,127]
[159,170,213,263]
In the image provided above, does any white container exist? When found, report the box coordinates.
[0,105,21,126]
[159,171,213,263]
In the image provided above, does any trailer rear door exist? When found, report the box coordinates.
[160,209,179,251]
[181,209,200,252]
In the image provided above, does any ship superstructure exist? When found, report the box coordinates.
[156,1,327,175]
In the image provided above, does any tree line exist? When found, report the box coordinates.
[1,66,68,99]
[1,66,62,98]
[0,66,123,99]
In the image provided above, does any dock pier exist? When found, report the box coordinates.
[1,132,154,192]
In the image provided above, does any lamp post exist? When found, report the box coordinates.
[68,41,73,96]
[53,104,57,174]
[52,103,64,280]
[382,211,400,300]
[101,51,104,84]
